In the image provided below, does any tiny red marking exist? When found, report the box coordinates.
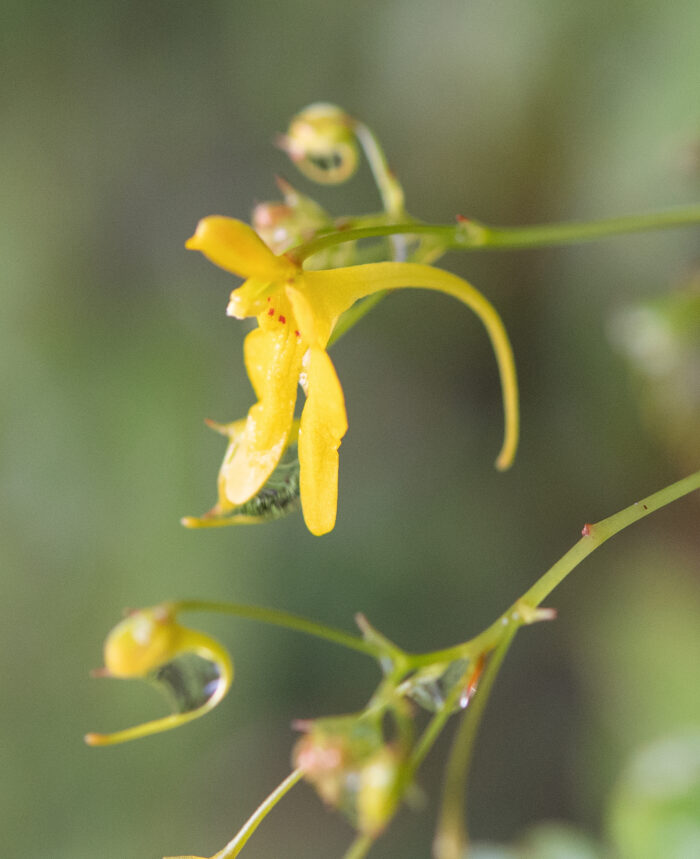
[581,523,592,536]
[456,214,471,223]
[267,296,271,302]
[268,307,275,316]
[278,315,286,323]
[295,330,300,337]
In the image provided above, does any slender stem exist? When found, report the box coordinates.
[432,624,519,859]
[481,206,700,249]
[295,222,447,262]
[342,833,375,859]
[211,768,304,859]
[410,468,700,670]
[521,468,700,609]
[174,599,381,659]
[353,120,406,218]
[293,204,700,263]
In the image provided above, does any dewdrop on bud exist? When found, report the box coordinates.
[85,603,233,746]
[279,103,359,184]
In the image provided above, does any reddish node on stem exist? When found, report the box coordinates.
[581,523,593,537]
[456,214,471,223]
[90,666,111,678]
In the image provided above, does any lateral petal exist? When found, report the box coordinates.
[298,347,348,536]
[224,323,303,504]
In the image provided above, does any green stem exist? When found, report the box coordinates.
[410,468,700,670]
[293,204,700,263]
[433,624,519,859]
[174,599,381,659]
[352,120,406,219]
[521,468,700,609]
[342,833,375,859]
[211,768,304,859]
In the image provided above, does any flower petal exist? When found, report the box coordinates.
[223,323,303,504]
[298,347,348,536]
[186,216,296,281]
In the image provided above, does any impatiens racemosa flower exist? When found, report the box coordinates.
[186,216,519,536]
[85,604,232,746]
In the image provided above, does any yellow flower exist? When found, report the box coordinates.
[186,217,519,536]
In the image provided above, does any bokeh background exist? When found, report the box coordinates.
[2,2,699,857]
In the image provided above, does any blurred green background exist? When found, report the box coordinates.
[1,2,699,857]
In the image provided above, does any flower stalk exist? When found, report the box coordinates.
[292,204,700,265]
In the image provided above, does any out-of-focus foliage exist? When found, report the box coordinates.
[609,733,700,859]
[472,731,700,859]
[1,2,698,857]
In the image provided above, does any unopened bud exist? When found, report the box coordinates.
[279,103,359,185]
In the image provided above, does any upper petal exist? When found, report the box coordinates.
[186,216,297,281]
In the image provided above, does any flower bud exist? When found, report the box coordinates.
[292,713,405,835]
[251,179,332,255]
[85,603,233,746]
[279,103,359,184]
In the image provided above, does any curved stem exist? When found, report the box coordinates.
[212,767,304,859]
[292,204,700,263]
[342,833,375,859]
[353,120,406,219]
[174,599,381,659]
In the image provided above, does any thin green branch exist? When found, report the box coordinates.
[410,468,700,670]
[212,768,304,859]
[292,204,700,263]
[433,624,519,859]
[521,468,700,609]
[342,833,376,859]
[353,120,406,218]
[174,599,381,659]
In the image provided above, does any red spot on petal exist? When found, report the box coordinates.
[295,330,300,337]
[278,315,286,323]
[267,296,271,302]
[268,307,275,316]
[581,523,592,537]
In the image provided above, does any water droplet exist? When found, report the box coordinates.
[399,658,475,713]
[230,448,300,522]
[149,652,225,714]
[184,443,301,528]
